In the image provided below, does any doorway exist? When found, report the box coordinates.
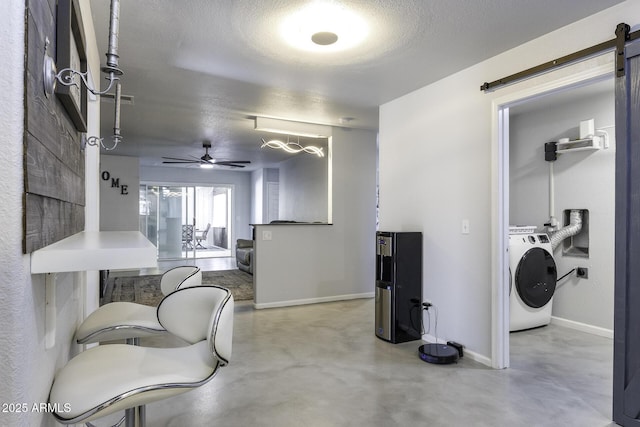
[139,184,233,260]
[508,78,615,333]
[491,56,614,368]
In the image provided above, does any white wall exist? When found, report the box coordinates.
[83,6,103,331]
[510,85,615,331]
[0,1,99,425]
[254,127,377,307]
[265,168,279,223]
[141,165,253,241]
[100,155,140,231]
[279,149,329,222]
[251,168,264,224]
[252,168,280,225]
[379,1,638,362]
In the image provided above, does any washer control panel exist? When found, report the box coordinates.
[509,233,551,245]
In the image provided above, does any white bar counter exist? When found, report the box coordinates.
[31,231,157,274]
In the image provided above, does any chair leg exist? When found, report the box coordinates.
[123,337,145,427]
[121,398,146,427]
[85,413,126,427]
[138,404,146,427]
[125,408,136,427]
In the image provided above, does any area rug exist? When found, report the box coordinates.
[102,269,254,306]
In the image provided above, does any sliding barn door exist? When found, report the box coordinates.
[614,37,640,426]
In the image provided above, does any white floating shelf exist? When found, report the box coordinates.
[556,137,602,153]
[31,231,157,274]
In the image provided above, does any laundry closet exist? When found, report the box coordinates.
[508,79,615,336]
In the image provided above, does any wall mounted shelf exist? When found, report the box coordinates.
[556,136,603,153]
[31,231,157,274]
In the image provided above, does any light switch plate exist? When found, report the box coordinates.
[262,230,272,241]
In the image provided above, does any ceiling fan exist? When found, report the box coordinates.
[162,141,251,169]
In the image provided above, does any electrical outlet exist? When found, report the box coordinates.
[576,267,589,279]
[262,230,272,241]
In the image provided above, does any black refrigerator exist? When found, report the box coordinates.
[375,231,422,343]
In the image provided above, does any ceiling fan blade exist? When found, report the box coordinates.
[162,160,199,164]
[213,160,251,165]
[214,162,247,168]
[162,156,198,162]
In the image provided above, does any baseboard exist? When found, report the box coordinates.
[550,316,613,339]
[463,348,492,367]
[253,292,374,309]
[421,334,492,367]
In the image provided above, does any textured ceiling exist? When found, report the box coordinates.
[89,0,623,170]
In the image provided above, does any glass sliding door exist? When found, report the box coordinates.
[138,185,195,260]
[182,186,195,259]
[214,187,231,250]
[193,186,232,257]
[140,184,232,260]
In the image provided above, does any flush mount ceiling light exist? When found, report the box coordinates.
[280,2,368,52]
[311,31,339,46]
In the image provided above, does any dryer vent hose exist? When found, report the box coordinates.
[550,210,583,251]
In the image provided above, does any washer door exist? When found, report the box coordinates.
[515,248,557,308]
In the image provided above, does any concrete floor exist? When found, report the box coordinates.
[97,298,614,427]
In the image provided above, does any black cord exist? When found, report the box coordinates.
[409,304,420,333]
[556,268,576,283]
[422,305,431,335]
[423,307,428,335]
[408,298,423,334]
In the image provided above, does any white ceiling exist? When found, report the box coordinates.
[89,0,623,171]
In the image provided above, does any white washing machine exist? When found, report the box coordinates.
[509,232,557,332]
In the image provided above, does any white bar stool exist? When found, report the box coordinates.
[49,285,234,426]
[75,265,201,426]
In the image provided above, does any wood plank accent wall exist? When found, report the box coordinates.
[24,0,85,253]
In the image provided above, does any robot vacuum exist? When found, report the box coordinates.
[418,342,461,364]
[508,232,557,332]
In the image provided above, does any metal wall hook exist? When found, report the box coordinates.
[81,134,121,151]
[44,0,124,150]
